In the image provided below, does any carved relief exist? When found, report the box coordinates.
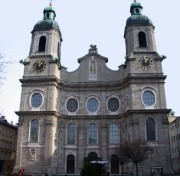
[53,150,58,161]
[89,58,97,80]
[90,60,96,74]
[29,148,37,161]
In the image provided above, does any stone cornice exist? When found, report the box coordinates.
[19,73,166,90]
[58,73,166,89]
[20,76,60,85]
[59,109,171,120]
[15,111,61,117]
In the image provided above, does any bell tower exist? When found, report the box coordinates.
[123,0,166,74]
[29,3,62,59]
[124,1,157,56]
[15,3,62,173]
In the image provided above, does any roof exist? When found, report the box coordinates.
[126,15,153,27]
[78,52,108,63]
[32,5,60,33]
[130,1,142,13]
[0,117,18,129]
[33,19,60,32]
[126,1,153,28]
[43,6,56,14]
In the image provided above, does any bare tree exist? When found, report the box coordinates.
[117,142,129,176]
[0,53,12,85]
[126,139,150,176]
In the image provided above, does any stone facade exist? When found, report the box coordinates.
[0,116,17,175]
[15,2,173,176]
[169,116,180,173]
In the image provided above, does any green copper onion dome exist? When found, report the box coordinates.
[32,4,60,32]
[126,1,153,27]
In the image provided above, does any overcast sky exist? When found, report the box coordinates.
[0,0,179,124]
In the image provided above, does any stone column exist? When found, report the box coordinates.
[100,122,108,160]
[44,117,56,166]
[77,123,86,173]
[14,117,24,170]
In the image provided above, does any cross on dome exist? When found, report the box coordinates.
[49,0,53,6]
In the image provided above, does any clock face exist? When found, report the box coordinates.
[33,60,46,73]
[138,56,153,69]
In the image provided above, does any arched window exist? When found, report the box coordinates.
[66,154,75,174]
[30,119,39,142]
[47,13,50,19]
[109,123,119,144]
[111,154,119,174]
[88,123,97,145]
[38,36,46,51]
[136,8,140,14]
[146,118,156,141]
[138,32,147,47]
[67,123,76,145]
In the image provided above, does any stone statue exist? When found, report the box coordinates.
[89,44,97,53]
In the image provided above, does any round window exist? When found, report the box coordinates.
[67,98,78,113]
[108,98,119,112]
[87,98,99,112]
[142,91,155,106]
[31,93,43,108]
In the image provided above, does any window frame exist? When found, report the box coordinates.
[29,119,40,143]
[146,118,157,141]
[138,31,147,48]
[86,97,100,113]
[30,91,44,110]
[107,97,120,113]
[88,123,98,145]
[141,89,156,108]
[38,36,46,52]
[109,123,120,145]
[66,123,76,145]
[66,98,79,113]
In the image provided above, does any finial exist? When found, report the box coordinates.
[49,0,52,6]
[134,0,137,2]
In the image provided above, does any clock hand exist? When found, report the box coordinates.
[38,61,42,67]
[144,56,148,63]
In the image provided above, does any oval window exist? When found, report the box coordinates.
[108,98,119,112]
[67,98,78,113]
[87,98,99,112]
[142,91,155,106]
[31,93,43,108]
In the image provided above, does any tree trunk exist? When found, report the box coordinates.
[121,163,124,176]
[135,162,138,176]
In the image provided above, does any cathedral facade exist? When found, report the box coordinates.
[15,1,173,176]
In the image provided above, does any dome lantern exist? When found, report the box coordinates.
[126,1,153,27]
[130,0,143,15]
[43,4,56,20]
